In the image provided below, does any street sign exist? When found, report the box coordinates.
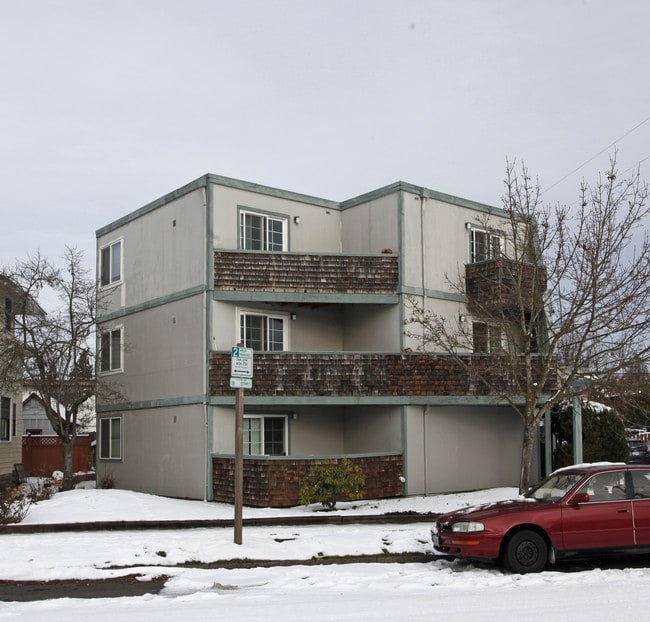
[231,346,253,378]
[230,377,252,389]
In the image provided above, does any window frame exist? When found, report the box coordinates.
[472,321,503,353]
[99,326,123,374]
[99,239,123,288]
[243,414,288,456]
[0,397,10,442]
[469,226,503,263]
[238,208,288,252]
[238,309,288,351]
[99,416,122,461]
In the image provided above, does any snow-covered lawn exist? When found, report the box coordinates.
[1,485,649,621]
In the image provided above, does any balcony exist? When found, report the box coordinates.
[209,351,556,399]
[213,251,399,304]
[465,258,547,315]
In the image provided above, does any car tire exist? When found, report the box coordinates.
[502,529,548,574]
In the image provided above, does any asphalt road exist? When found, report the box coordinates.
[0,574,169,601]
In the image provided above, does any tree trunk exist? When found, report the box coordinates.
[519,419,537,494]
[61,437,74,491]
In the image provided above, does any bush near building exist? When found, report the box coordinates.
[552,401,630,467]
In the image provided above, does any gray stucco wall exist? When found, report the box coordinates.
[405,404,526,495]
[99,404,207,500]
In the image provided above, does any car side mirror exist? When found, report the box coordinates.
[568,492,590,505]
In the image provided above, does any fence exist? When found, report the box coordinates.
[21,434,95,477]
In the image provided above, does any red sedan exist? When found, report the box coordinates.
[432,463,650,573]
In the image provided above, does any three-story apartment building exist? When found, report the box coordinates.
[95,175,546,504]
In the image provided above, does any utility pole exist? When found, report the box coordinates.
[234,385,244,544]
[230,344,253,545]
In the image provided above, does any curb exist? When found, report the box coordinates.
[1,512,440,535]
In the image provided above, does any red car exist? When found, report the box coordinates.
[432,463,650,573]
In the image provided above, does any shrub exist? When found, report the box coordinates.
[0,485,32,525]
[552,400,630,467]
[299,459,365,510]
[26,479,56,502]
[99,471,116,489]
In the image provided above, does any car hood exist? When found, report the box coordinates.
[438,498,540,523]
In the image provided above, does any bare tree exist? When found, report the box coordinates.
[406,155,650,491]
[1,248,96,491]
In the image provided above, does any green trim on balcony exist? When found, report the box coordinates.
[212,451,403,461]
[213,291,399,304]
[207,394,532,407]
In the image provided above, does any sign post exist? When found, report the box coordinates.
[231,345,253,545]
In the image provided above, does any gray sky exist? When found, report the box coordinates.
[2,0,649,272]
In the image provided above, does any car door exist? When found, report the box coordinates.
[561,470,634,550]
[630,468,650,545]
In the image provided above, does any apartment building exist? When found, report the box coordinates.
[95,175,544,504]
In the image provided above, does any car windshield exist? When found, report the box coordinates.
[525,471,586,502]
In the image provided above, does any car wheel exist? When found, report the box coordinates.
[502,529,548,574]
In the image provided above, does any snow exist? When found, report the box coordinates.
[2,484,650,620]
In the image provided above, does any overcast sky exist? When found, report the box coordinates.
[2,0,649,273]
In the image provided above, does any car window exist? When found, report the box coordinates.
[577,471,627,502]
[631,469,650,499]
[527,472,585,502]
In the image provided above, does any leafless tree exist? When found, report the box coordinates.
[406,155,650,491]
[1,248,100,491]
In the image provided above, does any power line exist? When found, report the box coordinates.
[542,115,650,195]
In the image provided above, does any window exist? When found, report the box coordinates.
[473,322,502,353]
[100,240,122,286]
[631,469,650,499]
[99,327,123,373]
[240,312,286,351]
[470,228,502,263]
[99,416,122,460]
[11,403,16,437]
[0,397,9,441]
[578,471,627,502]
[244,415,287,456]
[239,210,287,251]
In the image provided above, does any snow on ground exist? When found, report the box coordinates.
[1,485,649,621]
[19,483,519,523]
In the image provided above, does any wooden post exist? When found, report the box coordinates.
[234,386,244,544]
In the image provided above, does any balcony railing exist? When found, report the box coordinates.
[210,351,556,398]
[214,251,398,296]
[465,258,547,314]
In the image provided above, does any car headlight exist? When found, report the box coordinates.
[451,521,485,533]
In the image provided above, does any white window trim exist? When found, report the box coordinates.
[468,225,503,263]
[98,325,124,375]
[99,238,123,289]
[99,415,123,461]
[239,208,288,251]
[243,414,288,456]
[472,321,504,353]
[237,308,289,351]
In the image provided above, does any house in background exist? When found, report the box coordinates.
[95,175,549,505]
[0,276,25,487]
[21,391,96,478]
[22,392,95,436]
